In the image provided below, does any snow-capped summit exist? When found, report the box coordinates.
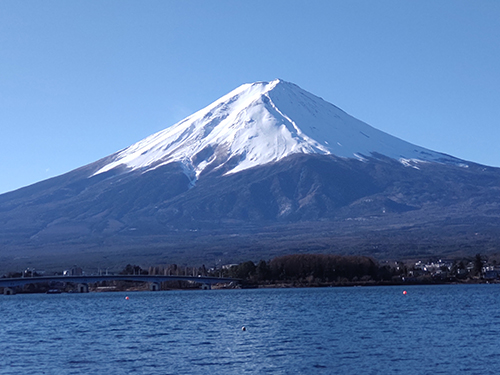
[94,79,462,181]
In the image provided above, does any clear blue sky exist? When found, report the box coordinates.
[1,1,499,194]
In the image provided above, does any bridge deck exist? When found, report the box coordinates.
[0,275,239,288]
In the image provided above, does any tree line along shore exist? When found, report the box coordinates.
[224,253,497,288]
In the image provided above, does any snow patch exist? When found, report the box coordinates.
[400,158,421,170]
[354,153,368,162]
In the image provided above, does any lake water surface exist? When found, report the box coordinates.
[1,285,499,374]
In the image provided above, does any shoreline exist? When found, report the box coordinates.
[2,277,499,295]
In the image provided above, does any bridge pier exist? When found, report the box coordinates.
[3,287,16,295]
[149,282,161,291]
[78,283,89,293]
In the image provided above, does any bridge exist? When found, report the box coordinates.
[0,274,239,295]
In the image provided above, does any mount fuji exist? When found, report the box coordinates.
[1,79,499,272]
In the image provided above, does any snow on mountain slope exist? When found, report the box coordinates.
[93,79,464,182]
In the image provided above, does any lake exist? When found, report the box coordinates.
[1,285,499,374]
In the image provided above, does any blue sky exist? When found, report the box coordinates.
[1,1,499,194]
